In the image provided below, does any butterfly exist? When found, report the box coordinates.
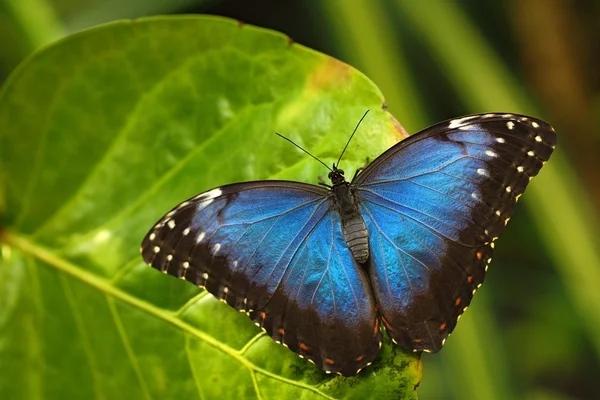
[140,112,556,376]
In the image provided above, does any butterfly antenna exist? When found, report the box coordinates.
[275,132,332,172]
[336,110,370,168]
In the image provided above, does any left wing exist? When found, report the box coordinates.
[353,113,556,352]
[140,181,381,375]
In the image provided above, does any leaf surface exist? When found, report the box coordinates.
[0,15,421,400]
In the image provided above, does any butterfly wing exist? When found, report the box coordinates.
[353,113,556,352]
[140,181,381,375]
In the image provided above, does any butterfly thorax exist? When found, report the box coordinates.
[329,167,370,264]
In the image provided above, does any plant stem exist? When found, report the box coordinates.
[4,0,65,52]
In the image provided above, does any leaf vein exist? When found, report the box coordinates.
[106,296,153,400]
[4,231,336,400]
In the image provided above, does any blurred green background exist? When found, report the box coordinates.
[2,0,599,399]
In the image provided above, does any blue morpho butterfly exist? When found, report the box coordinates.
[141,111,556,376]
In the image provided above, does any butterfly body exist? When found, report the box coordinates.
[141,113,556,376]
[330,168,371,264]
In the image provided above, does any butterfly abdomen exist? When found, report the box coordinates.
[342,213,370,264]
[331,181,371,264]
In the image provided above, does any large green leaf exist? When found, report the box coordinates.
[0,15,421,400]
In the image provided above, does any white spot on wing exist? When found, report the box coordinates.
[506,186,512,193]
[193,188,223,206]
[166,254,173,261]
[485,150,498,158]
[182,228,190,236]
[532,122,540,128]
[183,261,190,269]
[506,121,515,130]
[167,220,176,229]
[476,168,488,176]
[517,166,524,172]
[153,246,160,253]
[196,232,206,243]
[449,115,479,129]
[202,272,209,280]
[496,137,505,143]
[196,188,223,201]
[535,135,542,142]
[213,243,221,254]
[149,233,156,241]
[527,150,535,156]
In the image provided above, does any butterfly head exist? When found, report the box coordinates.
[328,165,346,186]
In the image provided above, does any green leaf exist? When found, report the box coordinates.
[0,15,421,399]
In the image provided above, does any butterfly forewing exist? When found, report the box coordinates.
[140,181,381,376]
[353,113,556,352]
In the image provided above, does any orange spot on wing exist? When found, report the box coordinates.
[325,358,335,365]
[300,343,309,351]
[413,339,422,343]
[260,312,266,319]
[278,328,285,335]
[455,298,461,306]
[467,276,473,283]
[439,323,447,331]
[476,252,483,260]
[374,318,380,334]
[355,355,364,362]
[381,316,393,331]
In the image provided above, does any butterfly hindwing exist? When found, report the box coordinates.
[140,181,381,376]
[354,113,556,352]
